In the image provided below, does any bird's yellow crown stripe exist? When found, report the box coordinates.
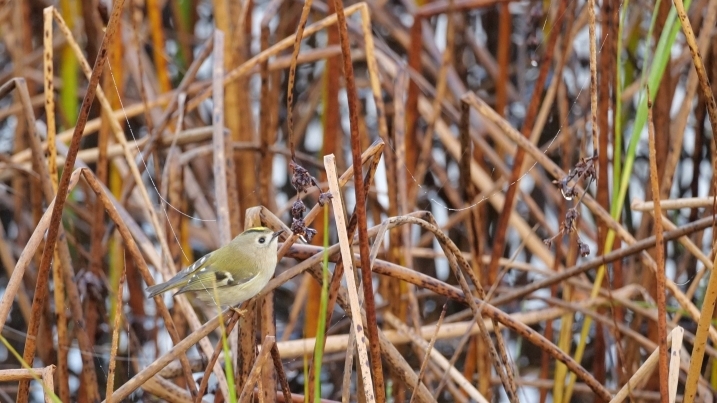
[245,227,271,232]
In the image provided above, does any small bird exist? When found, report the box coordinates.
[146,227,284,308]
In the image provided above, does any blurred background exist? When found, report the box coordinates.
[0,0,715,401]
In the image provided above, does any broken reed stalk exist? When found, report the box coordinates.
[41,366,56,403]
[307,151,381,399]
[610,327,682,403]
[667,328,684,401]
[324,154,377,403]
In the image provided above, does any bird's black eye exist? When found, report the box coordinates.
[258,236,266,244]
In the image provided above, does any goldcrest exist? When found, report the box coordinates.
[146,227,283,307]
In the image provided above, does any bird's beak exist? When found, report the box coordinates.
[271,229,284,241]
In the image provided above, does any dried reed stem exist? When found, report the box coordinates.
[105,311,233,402]
[385,311,488,403]
[647,92,669,402]
[610,327,681,402]
[105,270,127,402]
[325,154,377,403]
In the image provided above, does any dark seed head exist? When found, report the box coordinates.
[578,240,590,257]
[290,161,312,193]
[304,227,317,243]
[291,217,306,234]
[318,192,333,207]
[291,200,307,218]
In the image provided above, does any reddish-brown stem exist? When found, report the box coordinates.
[194,312,240,402]
[647,93,669,403]
[495,3,511,117]
[331,0,385,398]
[309,161,380,400]
[21,3,127,377]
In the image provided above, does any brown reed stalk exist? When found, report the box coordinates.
[194,311,241,401]
[325,153,377,402]
[107,310,234,402]
[646,91,669,403]
[0,76,101,402]
[105,269,127,403]
[307,145,382,399]
[407,304,448,403]
[22,10,126,394]
[331,1,386,399]
[283,212,611,399]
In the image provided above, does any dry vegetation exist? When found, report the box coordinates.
[0,0,716,401]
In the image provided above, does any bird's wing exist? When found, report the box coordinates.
[146,252,214,297]
[175,248,260,294]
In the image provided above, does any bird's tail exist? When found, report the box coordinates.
[146,276,188,298]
